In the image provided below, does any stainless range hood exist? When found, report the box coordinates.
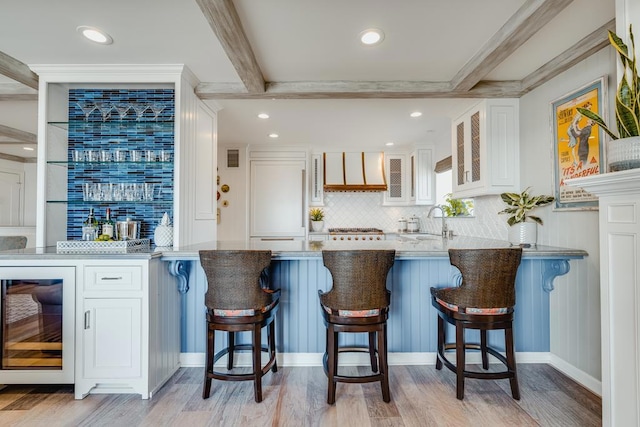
[323,152,387,192]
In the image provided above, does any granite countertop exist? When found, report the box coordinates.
[0,236,588,261]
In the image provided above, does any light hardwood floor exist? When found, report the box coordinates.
[0,364,601,426]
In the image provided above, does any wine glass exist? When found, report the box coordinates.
[114,104,131,121]
[95,102,113,122]
[150,103,165,121]
[76,102,96,121]
[132,103,149,121]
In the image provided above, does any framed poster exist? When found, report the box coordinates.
[551,77,607,210]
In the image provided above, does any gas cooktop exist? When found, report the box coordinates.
[328,228,384,234]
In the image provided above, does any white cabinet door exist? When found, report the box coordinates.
[82,298,142,379]
[452,99,519,198]
[414,148,435,205]
[383,154,408,205]
[250,160,306,238]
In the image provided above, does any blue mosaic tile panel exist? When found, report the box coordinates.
[67,89,174,241]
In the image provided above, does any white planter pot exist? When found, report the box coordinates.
[607,136,640,172]
[311,220,324,232]
[508,222,537,246]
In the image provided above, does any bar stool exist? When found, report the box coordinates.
[199,250,280,403]
[318,249,396,404]
[431,247,522,400]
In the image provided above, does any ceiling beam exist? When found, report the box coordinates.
[196,80,524,99]
[195,0,265,93]
[0,152,34,163]
[0,124,37,144]
[0,50,39,90]
[450,0,573,92]
[520,19,615,94]
[0,83,37,101]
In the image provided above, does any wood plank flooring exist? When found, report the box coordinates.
[0,364,601,426]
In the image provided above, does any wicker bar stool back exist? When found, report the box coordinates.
[431,247,522,400]
[199,250,280,403]
[319,249,396,404]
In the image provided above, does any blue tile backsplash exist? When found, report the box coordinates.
[67,89,175,241]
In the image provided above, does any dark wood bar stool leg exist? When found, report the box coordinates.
[203,326,214,398]
[227,332,235,370]
[480,330,489,370]
[378,324,390,402]
[506,325,520,400]
[436,315,444,370]
[327,326,337,404]
[252,324,263,402]
[369,332,378,373]
[269,320,278,373]
[456,322,465,400]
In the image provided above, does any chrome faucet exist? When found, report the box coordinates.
[428,205,448,238]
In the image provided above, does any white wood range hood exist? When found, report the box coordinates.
[323,152,387,192]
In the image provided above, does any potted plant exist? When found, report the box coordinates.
[577,25,640,171]
[309,207,325,232]
[442,193,474,217]
[499,188,555,246]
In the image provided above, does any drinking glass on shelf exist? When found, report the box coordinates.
[76,102,96,121]
[132,103,148,121]
[100,150,111,162]
[72,149,84,162]
[143,183,155,201]
[158,150,171,162]
[145,150,156,162]
[95,102,113,122]
[114,104,131,121]
[83,183,92,201]
[113,150,126,162]
[85,150,99,162]
[150,103,165,121]
[130,150,142,162]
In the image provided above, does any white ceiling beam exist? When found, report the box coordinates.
[520,19,615,94]
[450,0,574,91]
[195,0,265,93]
[0,83,37,101]
[0,152,34,163]
[196,80,524,99]
[0,50,39,90]
[0,124,37,144]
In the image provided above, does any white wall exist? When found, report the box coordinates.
[519,47,616,389]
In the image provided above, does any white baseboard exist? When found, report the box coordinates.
[180,351,551,368]
[548,354,602,396]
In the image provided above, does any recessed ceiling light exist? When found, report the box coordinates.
[258,113,269,119]
[360,29,384,46]
[23,146,34,151]
[77,26,113,45]
[385,142,394,146]
[410,111,422,118]
[269,133,279,139]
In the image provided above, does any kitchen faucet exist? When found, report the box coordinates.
[428,205,448,238]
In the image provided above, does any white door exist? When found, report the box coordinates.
[0,171,22,226]
[250,160,306,238]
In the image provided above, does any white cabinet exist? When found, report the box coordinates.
[451,99,519,198]
[75,258,180,399]
[383,153,409,205]
[384,148,434,206]
[411,147,435,205]
[249,152,306,238]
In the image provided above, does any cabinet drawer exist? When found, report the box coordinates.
[84,266,143,292]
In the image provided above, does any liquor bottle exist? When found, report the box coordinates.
[102,208,114,239]
[82,207,99,241]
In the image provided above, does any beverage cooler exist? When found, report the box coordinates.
[0,266,75,384]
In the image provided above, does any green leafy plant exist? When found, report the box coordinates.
[499,188,555,226]
[577,25,639,139]
[309,207,324,221]
[442,193,473,217]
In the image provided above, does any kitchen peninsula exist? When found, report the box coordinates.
[0,236,586,400]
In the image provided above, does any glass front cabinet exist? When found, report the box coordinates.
[34,65,218,247]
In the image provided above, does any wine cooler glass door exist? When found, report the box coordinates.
[0,266,75,384]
